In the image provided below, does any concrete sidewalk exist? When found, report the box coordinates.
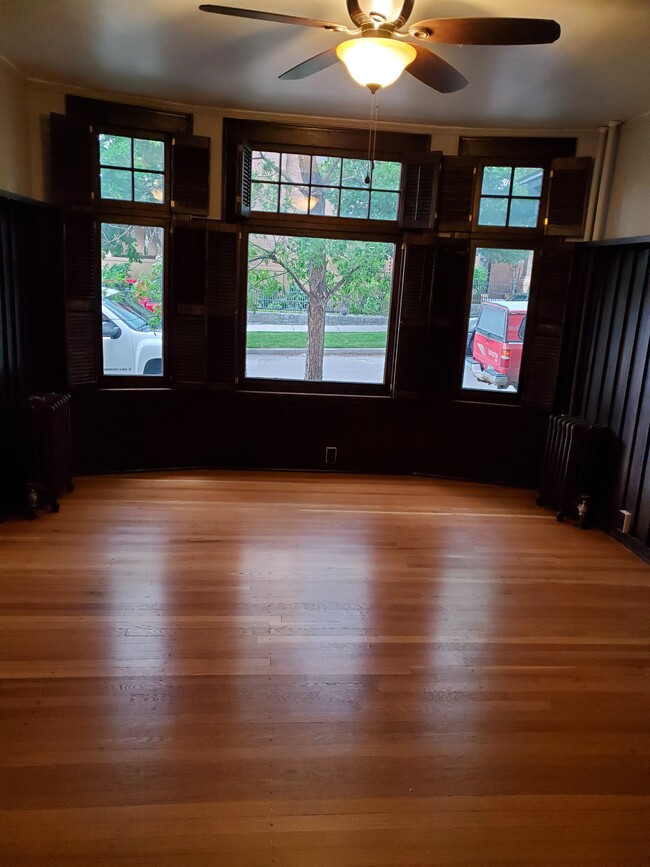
[247,323,386,332]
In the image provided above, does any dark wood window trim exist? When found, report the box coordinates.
[94,124,170,218]
[224,118,435,398]
[238,223,402,397]
[97,213,170,390]
[472,158,551,237]
[456,237,541,406]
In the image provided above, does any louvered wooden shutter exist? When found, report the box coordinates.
[237,144,252,219]
[171,134,210,215]
[399,152,441,230]
[545,157,592,237]
[436,156,476,232]
[429,242,469,396]
[169,224,207,387]
[169,222,239,389]
[392,236,435,397]
[50,114,94,207]
[63,213,100,387]
[206,225,238,389]
[521,245,574,410]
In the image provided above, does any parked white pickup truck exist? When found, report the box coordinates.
[102,293,162,376]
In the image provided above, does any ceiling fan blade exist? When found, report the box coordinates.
[406,46,468,93]
[408,17,561,45]
[199,5,351,32]
[279,48,341,80]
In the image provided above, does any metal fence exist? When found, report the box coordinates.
[248,286,391,316]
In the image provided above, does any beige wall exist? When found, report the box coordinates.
[605,113,650,240]
[0,56,32,197]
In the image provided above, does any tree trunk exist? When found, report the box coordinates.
[305,296,326,380]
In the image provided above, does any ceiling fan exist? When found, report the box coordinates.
[199,1,561,93]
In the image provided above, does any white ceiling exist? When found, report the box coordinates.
[1,0,649,128]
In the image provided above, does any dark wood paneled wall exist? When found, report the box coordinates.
[72,389,547,489]
[571,240,650,557]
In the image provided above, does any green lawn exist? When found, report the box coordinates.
[246,331,387,349]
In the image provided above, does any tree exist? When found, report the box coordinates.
[249,234,393,381]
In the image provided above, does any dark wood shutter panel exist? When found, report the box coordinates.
[169,225,207,387]
[392,237,435,397]
[430,243,470,396]
[206,227,238,388]
[399,152,441,230]
[237,144,252,218]
[63,214,100,387]
[171,134,210,215]
[436,156,476,232]
[169,223,238,389]
[545,157,592,237]
[50,114,94,206]
[521,245,574,410]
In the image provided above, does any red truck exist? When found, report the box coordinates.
[466,300,527,390]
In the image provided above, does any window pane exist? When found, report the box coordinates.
[252,151,280,182]
[509,197,540,228]
[134,172,165,204]
[281,153,311,184]
[134,139,164,171]
[463,247,534,395]
[372,161,402,191]
[101,223,164,377]
[100,168,133,201]
[481,165,511,195]
[311,155,341,186]
[251,182,279,212]
[342,159,369,188]
[279,184,313,214]
[478,196,508,226]
[370,190,399,221]
[513,167,543,197]
[340,188,369,219]
[99,134,132,168]
[309,187,339,217]
[246,233,394,384]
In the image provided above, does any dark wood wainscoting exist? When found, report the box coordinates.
[570,239,650,558]
[72,390,547,489]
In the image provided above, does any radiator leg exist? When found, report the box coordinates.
[26,485,38,520]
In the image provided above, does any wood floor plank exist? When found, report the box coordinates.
[1,470,648,865]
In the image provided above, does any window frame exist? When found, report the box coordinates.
[93,124,170,218]
[243,141,407,237]
[97,214,170,389]
[457,238,541,405]
[238,223,403,396]
[248,149,404,223]
[472,158,551,237]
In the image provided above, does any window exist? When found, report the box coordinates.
[463,246,534,394]
[101,222,164,377]
[250,151,402,221]
[477,165,544,229]
[246,233,395,385]
[98,134,165,204]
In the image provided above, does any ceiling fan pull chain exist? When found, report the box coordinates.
[365,87,380,185]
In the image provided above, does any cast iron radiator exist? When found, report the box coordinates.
[537,414,615,528]
[21,393,75,517]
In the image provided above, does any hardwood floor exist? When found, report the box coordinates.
[0,470,648,866]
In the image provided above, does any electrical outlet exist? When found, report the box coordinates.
[325,446,337,464]
[619,509,632,534]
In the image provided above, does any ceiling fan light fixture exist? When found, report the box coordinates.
[336,38,417,90]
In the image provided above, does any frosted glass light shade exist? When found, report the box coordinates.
[336,38,417,89]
